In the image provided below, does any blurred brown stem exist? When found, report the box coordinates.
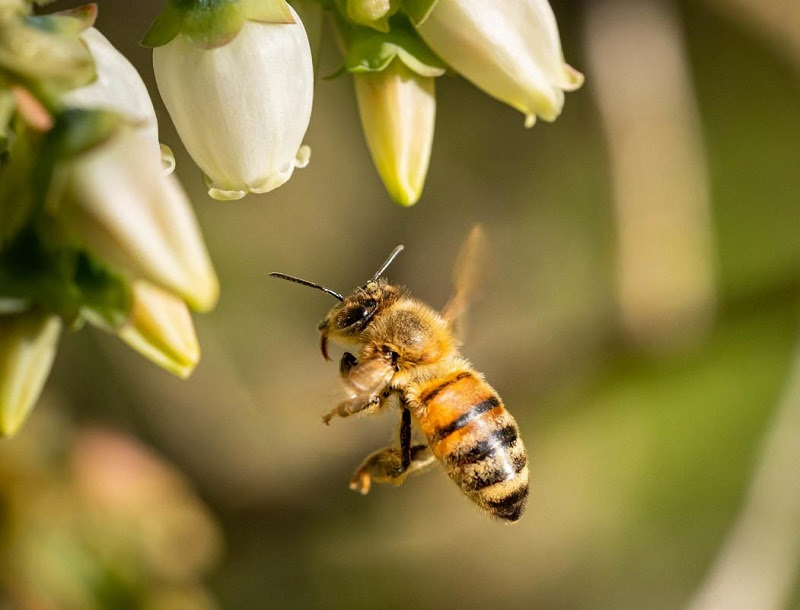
[687,328,800,610]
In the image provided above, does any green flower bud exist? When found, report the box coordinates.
[0,311,61,437]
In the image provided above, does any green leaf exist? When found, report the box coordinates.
[73,251,132,328]
[342,18,445,77]
[402,0,437,26]
[0,230,131,327]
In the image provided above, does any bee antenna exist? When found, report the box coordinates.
[370,245,404,282]
[269,272,344,302]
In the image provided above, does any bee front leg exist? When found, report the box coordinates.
[323,355,395,425]
[339,352,358,378]
[322,394,382,425]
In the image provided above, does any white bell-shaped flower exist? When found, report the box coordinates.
[413,0,583,127]
[152,6,313,200]
[63,27,173,171]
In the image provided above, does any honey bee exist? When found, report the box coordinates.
[269,227,529,521]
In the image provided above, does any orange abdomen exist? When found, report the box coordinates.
[414,370,529,521]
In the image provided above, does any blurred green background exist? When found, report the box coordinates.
[4,0,800,608]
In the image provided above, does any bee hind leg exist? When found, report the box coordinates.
[349,409,436,494]
[348,444,435,495]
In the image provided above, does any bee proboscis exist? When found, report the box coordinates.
[270,227,529,521]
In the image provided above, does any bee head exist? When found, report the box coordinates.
[317,281,403,359]
[269,245,404,361]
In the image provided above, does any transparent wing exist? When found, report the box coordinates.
[342,356,395,401]
[442,225,486,339]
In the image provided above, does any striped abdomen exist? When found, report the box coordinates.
[414,370,529,521]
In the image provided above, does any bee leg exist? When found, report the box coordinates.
[349,410,435,494]
[348,444,435,495]
[339,352,358,378]
[322,394,382,425]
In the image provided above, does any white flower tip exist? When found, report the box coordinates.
[184,272,220,313]
[205,145,310,200]
[118,281,201,378]
[294,144,311,169]
[207,184,248,201]
[562,64,584,91]
[161,144,176,174]
[524,114,537,129]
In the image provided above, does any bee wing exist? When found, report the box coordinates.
[342,355,396,401]
[442,225,486,339]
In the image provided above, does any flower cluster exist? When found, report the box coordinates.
[143,0,582,205]
[0,0,581,436]
[0,3,218,437]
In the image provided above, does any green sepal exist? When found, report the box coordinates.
[182,2,244,49]
[0,109,119,247]
[335,0,400,33]
[340,17,445,77]
[0,88,16,153]
[32,3,97,33]
[0,0,30,21]
[402,0,437,26]
[0,119,40,247]
[241,0,294,24]
[45,108,119,162]
[142,0,294,49]
[53,3,98,28]
[0,13,95,91]
[141,3,186,47]
[0,230,132,329]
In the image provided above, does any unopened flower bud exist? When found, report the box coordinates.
[354,60,435,206]
[412,0,583,127]
[116,281,200,379]
[152,6,313,200]
[0,312,61,437]
[346,0,399,31]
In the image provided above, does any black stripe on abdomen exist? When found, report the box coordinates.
[485,484,529,522]
[420,371,472,404]
[463,450,527,492]
[430,396,500,444]
[445,424,518,469]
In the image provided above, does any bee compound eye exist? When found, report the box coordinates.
[339,306,366,328]
[338,300,379,329]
